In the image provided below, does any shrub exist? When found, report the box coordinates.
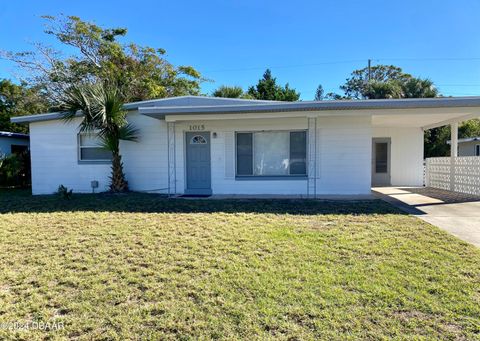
[57,185,73,200]
[0,151,31,188]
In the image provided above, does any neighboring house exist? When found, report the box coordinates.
[0,131,29,156]
[447,137,480,156]
[11,96,480,196]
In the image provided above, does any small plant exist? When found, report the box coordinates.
[57,185,73,200]
[0,151,31,188]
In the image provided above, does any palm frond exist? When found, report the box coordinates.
[118,123,139,142]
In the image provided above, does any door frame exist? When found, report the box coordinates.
[184,131,212,195]
[371,137,391,186]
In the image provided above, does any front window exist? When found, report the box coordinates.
[236,131,307,177]
[78,133,112,162]
[476,144,480,156]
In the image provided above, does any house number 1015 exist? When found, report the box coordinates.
[189,124,205,131]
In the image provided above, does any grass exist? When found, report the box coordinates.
[0,190,479,340]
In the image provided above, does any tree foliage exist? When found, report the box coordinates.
[0,150,31,187]
[331,64,438,100]
[60,81,138,192]
[3,15,204,103]
[247,69,300,101]
[314,85,324,101]
[0,79,50,133]
[212,85,251,99]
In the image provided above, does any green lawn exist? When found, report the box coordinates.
[0,190,479,340]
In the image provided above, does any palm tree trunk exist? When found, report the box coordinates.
[110,150,129,192]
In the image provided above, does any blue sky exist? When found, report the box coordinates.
[1,0,480,99]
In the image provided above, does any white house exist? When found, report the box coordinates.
[0,131,29,156]
[11,96,480,196]
[447,137,480,157]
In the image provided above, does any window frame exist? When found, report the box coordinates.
[77,132,112,164]
[234,130,308,179]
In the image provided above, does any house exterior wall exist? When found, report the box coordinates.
[120,112,169,192]
[0,137,29,156]
[170,115,372,195]
[29,114,373,195]
[373,127,424,186]
[458,141,480,156]
[29,118,111,194]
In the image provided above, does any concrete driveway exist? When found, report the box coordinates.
[373,187,480,247]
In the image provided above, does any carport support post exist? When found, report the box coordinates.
[451,122,458,158]
[450,122,459,191]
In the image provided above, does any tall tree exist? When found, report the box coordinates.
[3,15,204,103]
[329,64,439,100]
[340,65,411,99]
[212,85,251,99]
[60,81,138,192]
[247,69,300,101]
[314,85,324,101]
[0,79,50,133]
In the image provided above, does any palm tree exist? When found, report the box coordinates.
[60,82,138,192]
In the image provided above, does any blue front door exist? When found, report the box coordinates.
[185,132,212,195]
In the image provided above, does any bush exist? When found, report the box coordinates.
[0,151,31,188]
[57,185,73,200]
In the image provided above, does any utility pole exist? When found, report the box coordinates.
[367,59,372,81]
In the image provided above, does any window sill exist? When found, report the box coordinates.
[78,160,112,165]
[235,176,308,181]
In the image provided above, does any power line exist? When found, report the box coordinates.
[203,59,368,73]
[380,57,480,62]
[437,84,480,87]
[202,57,480,74]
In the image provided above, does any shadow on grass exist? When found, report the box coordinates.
[0,189,404,215]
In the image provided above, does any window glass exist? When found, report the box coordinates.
[80,133,102,147]
[78,133,112,161]
[476,144,480,156]
[80,148,113,160]
[236,133,253,175]
[11,145,28,154]
[375,142,388,173]
[290,132,307,175]
[254,132,289,175]
[236,131,307,176]
[190,135,207,144]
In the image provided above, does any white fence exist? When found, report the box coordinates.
[425,156,480,195]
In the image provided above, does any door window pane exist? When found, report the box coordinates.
[375,142,388,173]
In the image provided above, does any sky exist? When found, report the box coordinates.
[1,0,480,100]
